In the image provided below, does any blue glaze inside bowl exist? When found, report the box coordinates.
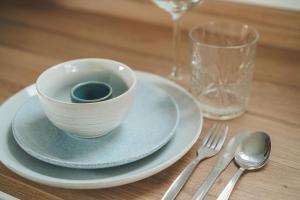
[71,81,113,103]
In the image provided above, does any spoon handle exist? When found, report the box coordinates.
[216,168,245,200]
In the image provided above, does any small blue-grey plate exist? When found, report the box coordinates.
[12,82,179,169]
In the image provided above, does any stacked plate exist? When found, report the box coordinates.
[0,71,203,189]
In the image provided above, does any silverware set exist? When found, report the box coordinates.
[162,123,228,200]
[162,123,271,200]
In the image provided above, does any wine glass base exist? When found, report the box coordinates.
[168,67,185,81]
[167,70,191,90]
[168,73,184,81]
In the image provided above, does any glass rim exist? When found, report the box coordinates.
[189,21,260,49]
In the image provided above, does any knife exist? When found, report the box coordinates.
[191,131,251,200]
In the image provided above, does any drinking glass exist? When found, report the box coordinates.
[189,21,259,120]
[152,0,203,80]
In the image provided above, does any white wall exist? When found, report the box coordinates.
[225,0,300,11]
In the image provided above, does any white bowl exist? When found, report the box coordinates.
[36,58,136,138]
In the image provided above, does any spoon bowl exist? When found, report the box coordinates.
[235,132,271,170]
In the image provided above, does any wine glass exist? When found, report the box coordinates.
[152,0,203,81]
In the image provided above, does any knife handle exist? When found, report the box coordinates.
[161,159,201,200]
[191,169,221,200]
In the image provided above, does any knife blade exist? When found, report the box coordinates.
[191,131,251,200]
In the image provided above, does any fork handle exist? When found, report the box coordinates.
[162,158,203,200]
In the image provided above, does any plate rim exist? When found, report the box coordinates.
[0,71,203,189]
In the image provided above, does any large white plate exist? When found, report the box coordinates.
[0,71,203,189]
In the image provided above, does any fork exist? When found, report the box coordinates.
[161,123,228,200]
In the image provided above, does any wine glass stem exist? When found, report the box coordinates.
[170,15,182,80]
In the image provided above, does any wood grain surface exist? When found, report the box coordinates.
[0,0,299,200]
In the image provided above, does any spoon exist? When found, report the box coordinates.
[216,132,271,200]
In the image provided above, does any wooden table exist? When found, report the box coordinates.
[0,0,299,199]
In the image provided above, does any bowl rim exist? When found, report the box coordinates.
[36,58,137,106]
